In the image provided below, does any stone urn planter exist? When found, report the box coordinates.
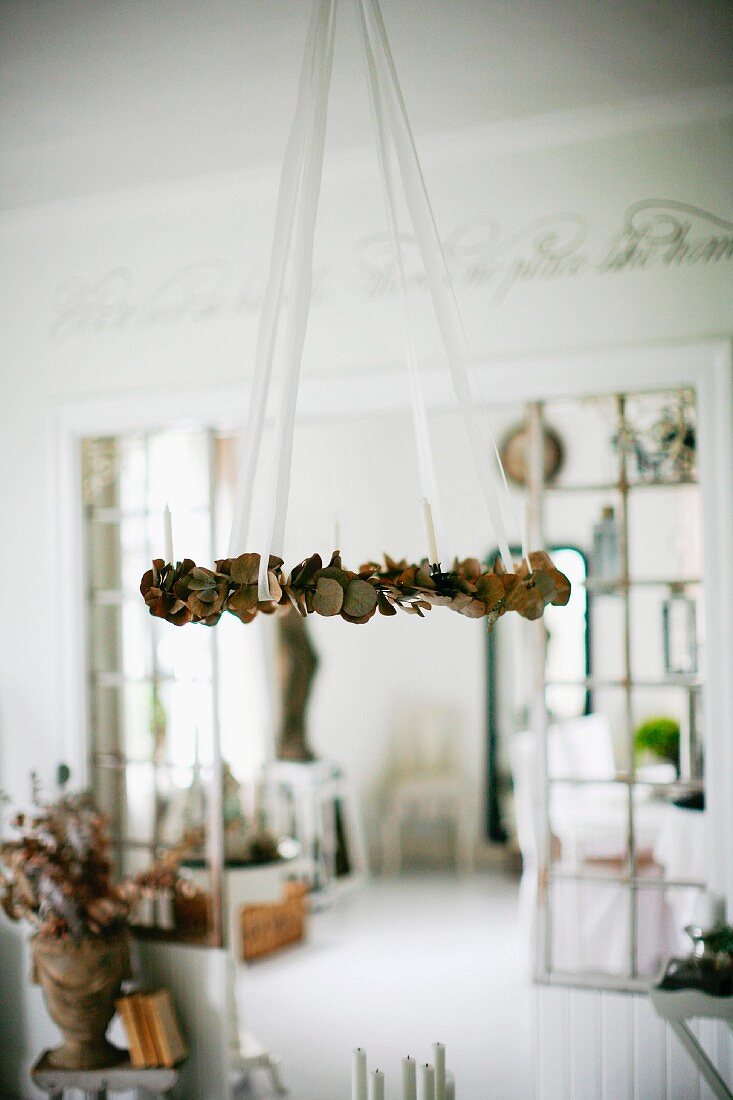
[31,931,131,1069]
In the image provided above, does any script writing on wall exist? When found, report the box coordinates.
[50,201,733,337]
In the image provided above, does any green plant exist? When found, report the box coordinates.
[634,716,680,770]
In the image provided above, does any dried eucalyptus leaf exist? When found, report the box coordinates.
[414,565,436,589]
[550,570,572,606]
[230,554,260,586]
[460,558,483,580]
[502,578,529,614]
[341,611,373,625]
[296,554,323,586]
[267,572,283,603]
[475,574,505,606]
[227,585,260,614]
[313,577,343,617]
[455,598,487,619]
[448,592,474,613]
[420,592,453,607]
[377,592,397,616]
[342,578,378,619]
[317,566,352,591]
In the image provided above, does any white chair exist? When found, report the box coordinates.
[381,707,473,876]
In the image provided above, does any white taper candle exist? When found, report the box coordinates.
[402,1056,417,1100]
[418,1063,435,1100]
[433,1043,446,1100]
[369,1069,385,1100]
[445,1073,455,1100]
[163,503,174,563]
[334,514,341,552]
[421,497,439,567]
[352,1048,368,1100]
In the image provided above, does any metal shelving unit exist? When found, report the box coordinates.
[529,390,706,989]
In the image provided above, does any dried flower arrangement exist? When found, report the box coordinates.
[0,786,130,941]
[140,549,570,629]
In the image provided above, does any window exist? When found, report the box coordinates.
[81,428,269,934]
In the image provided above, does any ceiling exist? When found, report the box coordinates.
[1,0,732,211]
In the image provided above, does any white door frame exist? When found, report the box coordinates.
[52,337,733,908]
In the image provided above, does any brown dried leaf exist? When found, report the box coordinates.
[313,577,344,617]
[342,578,378,619]
[267,572,283,603]
[551,573,572,606]
[377,592,397,616]
[291,554,323,588]
[226,585,260,615]
[230,554,260,586]
[475,574,505,607]
[414,565,436,589]
[316,566,352,591]
[456,598,489,619]
[458,558,483,580]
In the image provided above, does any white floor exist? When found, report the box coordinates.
[235,873,533,1100]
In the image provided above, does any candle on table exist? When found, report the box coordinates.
[369,1069,385,1100]
[334,514,341,552]
[402,1056,417,1100]
[418,1063,435,1100]
[163,503,174,563]
[445,1073,455,1100]
[433,1043,446,1100]
[421,497,440,568]
[352,1048,368,1100]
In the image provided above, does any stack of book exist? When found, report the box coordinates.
[116,989,187,1069]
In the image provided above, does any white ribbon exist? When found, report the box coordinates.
[229,0,518,593]
[357,0,513,572]
[227,0,336,600]
[355,0,444,564]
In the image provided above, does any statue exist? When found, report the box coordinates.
[277,609,319,761]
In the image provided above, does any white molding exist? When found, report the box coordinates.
[50,338,728,430]
[3,83,732,236]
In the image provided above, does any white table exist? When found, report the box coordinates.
[31,1053,178,1099]
[650,987,733,1099]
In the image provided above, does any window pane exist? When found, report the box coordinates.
[88,519,121,590]
[89,603,121,675]
[146,431,209,515]
[90,684,121,756]
[635,884,705,979]
[124,762,156,844]
[549,878,631,976]
[550,780,629,878]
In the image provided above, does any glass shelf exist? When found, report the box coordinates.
[583,577,700,593]
[546,676,702,690]
[545,478,698,494]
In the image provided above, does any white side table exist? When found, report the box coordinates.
[31,1052,178,1099]
[263,759,367,901]
[650,987,733,1099]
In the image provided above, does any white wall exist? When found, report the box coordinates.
[1,99,732,1096]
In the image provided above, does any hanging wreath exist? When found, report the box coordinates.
[140,550,570,630]
[138,3,573,636]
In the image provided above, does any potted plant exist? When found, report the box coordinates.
[634,716,681,776]
[0,784,132,1069]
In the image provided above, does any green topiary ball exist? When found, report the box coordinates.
[634,716,680,770]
